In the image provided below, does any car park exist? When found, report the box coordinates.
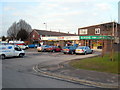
[75,46,93,55]
[62,46,77,54]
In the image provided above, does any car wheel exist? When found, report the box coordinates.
[19,53,24,58]
[90,51,93,54]
[84,51,87,55]
[71,51,74,54]
[52,50,55,52]
[64,52,66,54]
[0,54,5,60]
[44,49,46,52]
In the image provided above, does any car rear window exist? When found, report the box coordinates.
[77,47,85,49]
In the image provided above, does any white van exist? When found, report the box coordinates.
[0,44,25,59]
[9,41,28,50]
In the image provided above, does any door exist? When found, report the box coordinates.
[14,46,22,56]
[6,46,14,56]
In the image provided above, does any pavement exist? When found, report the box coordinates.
[33,56,119,88]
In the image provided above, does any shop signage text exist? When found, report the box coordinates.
[41,36,79,40]
[80,36,113,40]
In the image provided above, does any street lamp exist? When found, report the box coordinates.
[43,23,47,30]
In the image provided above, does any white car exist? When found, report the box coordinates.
[37,45,50,52]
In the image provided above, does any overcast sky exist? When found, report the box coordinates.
[0,0,119,36]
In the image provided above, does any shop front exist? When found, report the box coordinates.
[41,36,79,47]
[79,36,113,49]
[41,35,113,52]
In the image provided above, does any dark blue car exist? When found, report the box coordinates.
[28,44,39,48]
[62,46,77,54]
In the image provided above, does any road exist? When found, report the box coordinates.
[2,49,100,88]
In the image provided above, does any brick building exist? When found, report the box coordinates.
[78,22,120,52]
[29,29,77,44]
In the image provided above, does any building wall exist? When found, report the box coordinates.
[78,22,120,53]
[78,22,119,36]
[29,30,40,43]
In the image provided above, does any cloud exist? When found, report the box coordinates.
[43,11,83,19]
[3,7,15,11]
[95,3,111,11]
[0,0,118,36]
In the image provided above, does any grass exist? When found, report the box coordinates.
[69,52,120,74]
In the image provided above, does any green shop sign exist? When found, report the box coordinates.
[80,36,113,40]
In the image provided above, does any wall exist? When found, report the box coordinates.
[78,22,118,36]
[29,30,40,43]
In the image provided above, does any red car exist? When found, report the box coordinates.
[46,46,61,52]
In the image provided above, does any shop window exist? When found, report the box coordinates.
[95,28,100,34]
[79,29,88,35]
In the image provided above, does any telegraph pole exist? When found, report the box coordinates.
[43,23,47,30]
[110,22,115,61]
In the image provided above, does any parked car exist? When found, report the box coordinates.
[16,43,29,50]
[9,41,28,50]
[28,44,38,48]
[45,46,54,52]
[62,46,77,54]
[54,46,62,52]
[45,46,62,52]
[75,46,93,55]
[37,45,50,52]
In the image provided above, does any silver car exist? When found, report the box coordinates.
[37,45,50,52]
[75,46,93,55]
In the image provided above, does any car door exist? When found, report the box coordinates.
[87,46,91,53]
[7,46,14,56]
[14,46,22,56]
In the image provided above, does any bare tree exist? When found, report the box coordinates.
[7,22,18,40]
[2,36,6,41]
[7,19,32,41]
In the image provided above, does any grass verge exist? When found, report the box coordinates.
[69,52,119,74]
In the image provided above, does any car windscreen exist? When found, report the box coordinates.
[63,46,75,49]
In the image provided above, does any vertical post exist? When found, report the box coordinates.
[110,38,114,61]
[43,23,47,30]
[110,22,115,61]
[101,36,104,58]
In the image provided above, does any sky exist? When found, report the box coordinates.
[0,0,119,36]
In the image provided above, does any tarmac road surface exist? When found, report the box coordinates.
[2,50,100,88]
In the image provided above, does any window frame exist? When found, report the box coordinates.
[95,28,100,34]
[79,29,88,35]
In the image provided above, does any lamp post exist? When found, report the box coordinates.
[43,23,47,30]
